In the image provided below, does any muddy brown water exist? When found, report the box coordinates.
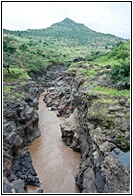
[26,93,81,193]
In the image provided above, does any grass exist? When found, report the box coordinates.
[3,68,31,82]
[92,98,118,104]
[95,55,120,67]
[86,70,96,77]
[3,85,14,93]
[89,86,130,99]
[3,84,25,101]
[95,41,130,68]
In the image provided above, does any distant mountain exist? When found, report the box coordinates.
[3,18,125,47]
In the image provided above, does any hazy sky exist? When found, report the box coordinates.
[2,2,131,38]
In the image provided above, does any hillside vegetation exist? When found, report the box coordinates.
[95,41,130,86]
[4,18,125,49]
[3,18,130,96]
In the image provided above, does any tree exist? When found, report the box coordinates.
[3,52,11,74]
[3,39,16,53]
[19,43,28,51]
[3,38,16,74]
[116,50,129,61]
[110,61,130,87]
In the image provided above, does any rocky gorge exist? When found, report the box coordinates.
[3,63,130,193]
[3,80,42,193]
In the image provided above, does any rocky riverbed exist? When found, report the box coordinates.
[44,63,130,193]
[3,65,67,193]
[3,64,130,193]
[27,93,81,193]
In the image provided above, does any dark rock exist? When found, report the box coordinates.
[37,189,43,193]
[60,109,79,146]
[73,57,85,62]
[51,105,58,111]
[94,171,106,192]
[114,148,120,155]
[12,179,26,193]
[12,150,41,188]
[116,82,126,90]
[57,80,64,86]
[105,64,111,69]
[3,177,15,193]
[108,105,122,112]
[119,98,127,105]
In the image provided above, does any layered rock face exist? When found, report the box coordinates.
[3,65,67,193]
[44,67,130,193]
[3,81,42,192]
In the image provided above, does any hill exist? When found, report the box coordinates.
[3,18,130,89]
[3,18,125,49]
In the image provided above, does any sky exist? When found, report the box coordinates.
[2,2,131,39]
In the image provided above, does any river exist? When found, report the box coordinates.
[26,93,81,193]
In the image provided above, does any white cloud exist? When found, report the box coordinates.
[2,2,131,38]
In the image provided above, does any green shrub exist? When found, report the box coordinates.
[116,50,129,60]
[110,61,130,86]
[3,39,16,53]
[3,68,30,82]
[19,43,28,51]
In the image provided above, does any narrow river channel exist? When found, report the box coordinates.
[26,93,81,193]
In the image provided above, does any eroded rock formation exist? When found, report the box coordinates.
[3,65,67,193]
[44,66,130,193]
[3,81,42,192]
[3,64,130,193]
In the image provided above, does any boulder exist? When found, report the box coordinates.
[3,177,15,193]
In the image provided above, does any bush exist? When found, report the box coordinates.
[116,50,129,60]
[3,39,16,53]
[19,43,28,51]
[26,58,45,74]
[110,61,130,86]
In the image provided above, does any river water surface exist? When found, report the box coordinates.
[27,93,81,193]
